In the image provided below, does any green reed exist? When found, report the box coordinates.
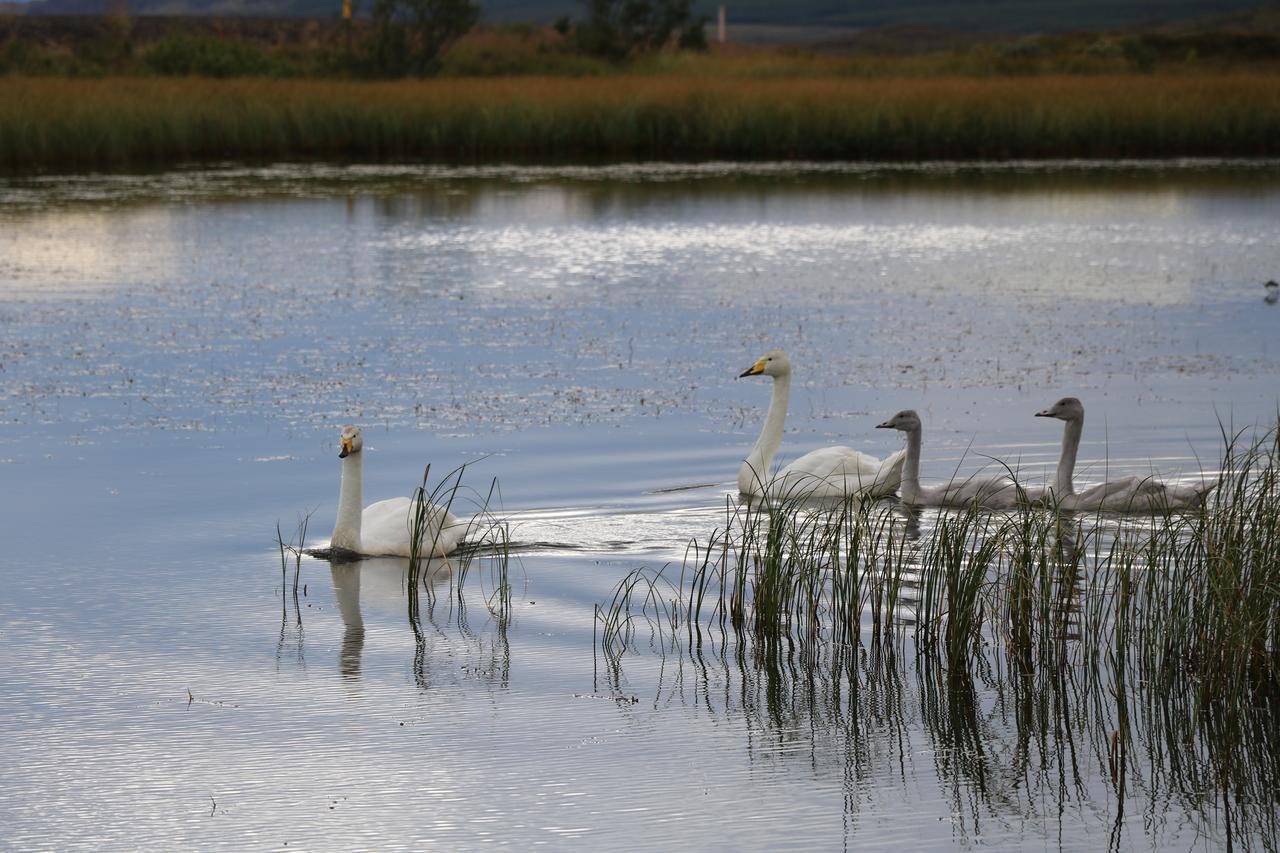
[407,461,511,626]
[4,73,1280,172]
[597,431,1280,848]
[600,422,1280,716]
[275,510,312,624]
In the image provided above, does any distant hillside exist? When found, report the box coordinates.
[15,0,1279,34]
[482,0,1277,32]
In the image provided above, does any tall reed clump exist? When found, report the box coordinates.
[597,426,1279,847]
[600,423,1280,707]
[1119,425,1280,707]
[3,73,1280,171]
[406,462,511,626]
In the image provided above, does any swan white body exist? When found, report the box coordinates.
[771,445,908,501]
[330,425,466,557]
[877,410,1020,508]
[1035,397,1213,512]
[737,350,904,499]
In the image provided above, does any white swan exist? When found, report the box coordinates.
[737,350,904,499]
[876,409,1021,508]
[330,425,467,557]
[1034,397,1214,512]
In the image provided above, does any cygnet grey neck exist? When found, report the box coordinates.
[1056,415,1083,497]
[899,424,923,504]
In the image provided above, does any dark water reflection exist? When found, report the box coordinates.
[606,616,1278,851]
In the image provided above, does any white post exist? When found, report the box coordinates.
[717,5,726,43]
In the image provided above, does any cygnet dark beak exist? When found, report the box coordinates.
[876,420,893,429]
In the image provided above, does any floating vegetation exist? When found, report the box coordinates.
[598,424,1280,848]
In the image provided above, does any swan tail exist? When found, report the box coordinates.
[453,511,509,546]
[1194,476,1220,499]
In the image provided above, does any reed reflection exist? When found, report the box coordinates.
[290,553,513,690]
[598,428,1280,849]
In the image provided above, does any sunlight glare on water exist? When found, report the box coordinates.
[2,160,1279,850]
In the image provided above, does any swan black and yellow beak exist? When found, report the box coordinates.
[738,358,767,378]
[339,438,352,458]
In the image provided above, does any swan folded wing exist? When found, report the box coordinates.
[935,474,1020,509]
[359,497,465,557]
[1070,475,1207,512]
[1066,476,1155,512]
[770,446,904,499]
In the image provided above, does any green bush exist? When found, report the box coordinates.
[144,34,292,78]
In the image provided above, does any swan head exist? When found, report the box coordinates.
[338,425,364,458]
[876,410,921,432]
[738,349,791,379]
[1036,397,1084,421]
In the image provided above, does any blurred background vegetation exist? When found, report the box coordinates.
[1,0,1278,79]
[3,1,1278,169]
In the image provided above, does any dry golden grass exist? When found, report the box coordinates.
[3,72,1279,170]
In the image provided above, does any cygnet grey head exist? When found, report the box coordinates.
[876,409,921,432]
[338,425,364,458]
[1035,397,1084,421]
[738,349,791,379]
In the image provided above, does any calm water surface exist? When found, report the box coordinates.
[2,161,1279,850]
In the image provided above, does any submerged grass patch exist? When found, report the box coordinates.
[3,73,1280,171]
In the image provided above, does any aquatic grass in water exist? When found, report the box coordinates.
[601,422,1280,701]
[611,422,1280,686]
[298,460,512,626]
[275,511,312,624]
[407,461,512,625]
[3,73,1280,171]
[598,425,1280,849]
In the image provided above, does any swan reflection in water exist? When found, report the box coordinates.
[324,556,510,688]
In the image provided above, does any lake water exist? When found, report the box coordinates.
[2,160,1279,850]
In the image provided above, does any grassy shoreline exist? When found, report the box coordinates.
[4,73,1280,171]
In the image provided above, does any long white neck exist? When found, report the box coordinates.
[738,373,790,494]
[1055,417,1083,497]
[332,452,363,553]
[899,426,923,503]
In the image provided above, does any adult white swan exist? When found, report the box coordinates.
[876,409,1021,508]
[1034,397,1214,512]
[329,425,467,557]
[737,350,904,499]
